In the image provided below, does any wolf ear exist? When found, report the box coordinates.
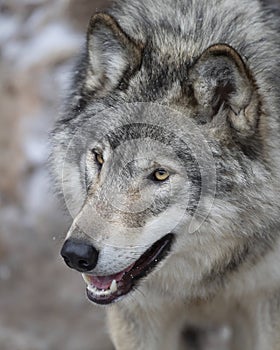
[189,44,260,136]
[85,13,143,96]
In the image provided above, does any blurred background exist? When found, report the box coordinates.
[0,1,279,350]
[0,0,113,349]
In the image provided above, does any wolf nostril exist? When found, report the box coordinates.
[78,259,91,269]
[60,239,99,273]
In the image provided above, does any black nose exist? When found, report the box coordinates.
[60,239,99,272]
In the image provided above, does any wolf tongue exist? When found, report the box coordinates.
[88,272,122,290]
[88,264,134,290]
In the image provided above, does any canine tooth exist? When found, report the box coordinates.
[82,273,90,284]
[110,279,118,293]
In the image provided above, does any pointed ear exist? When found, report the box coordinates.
[189,44,260,136]
[84,13,143,96]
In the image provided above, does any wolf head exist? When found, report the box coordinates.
[52,4,280,304]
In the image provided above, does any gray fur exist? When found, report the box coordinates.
[50,0,280,349]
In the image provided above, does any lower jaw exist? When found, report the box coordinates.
[86,286,129,305]
[84,233,174,305]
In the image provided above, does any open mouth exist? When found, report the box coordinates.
[82,234,174,305]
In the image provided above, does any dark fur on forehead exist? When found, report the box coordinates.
[52,0,280,185]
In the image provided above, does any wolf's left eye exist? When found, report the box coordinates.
[92,150,104,166]
[152,169,170,182]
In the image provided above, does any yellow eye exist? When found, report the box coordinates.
[92,150,104,166]
[153,169,170,182]
[96,153,104,166]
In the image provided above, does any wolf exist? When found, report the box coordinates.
[50,0,280,349]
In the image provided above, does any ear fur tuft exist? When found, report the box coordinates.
[190,44,260,136]
[85,13,143,96]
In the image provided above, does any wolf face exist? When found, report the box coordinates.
[58,102,212,304]
[51,0,280,305]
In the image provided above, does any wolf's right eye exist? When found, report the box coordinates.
[92,150,104,167]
